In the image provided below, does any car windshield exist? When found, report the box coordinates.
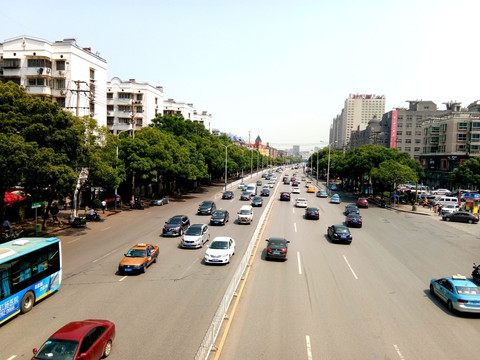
[168,217,182,224]
[185,227,202,235]
[239,210,250,215]
[35,339,79,360]
[126,249,147,257]
[212,210,224,217]
[455,286,480,296]
[335,227,349,234]
[268,240,286,247]
[200,202,212,207]
[210,241,228,249]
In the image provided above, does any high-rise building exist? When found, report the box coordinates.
[0,36,107,125]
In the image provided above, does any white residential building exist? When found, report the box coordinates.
[0,36,107,125]
[106,77,164,135]
[163,98,213,132]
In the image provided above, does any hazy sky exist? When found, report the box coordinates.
[2,0,479,150]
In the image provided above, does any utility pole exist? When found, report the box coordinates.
[70,80,89,116]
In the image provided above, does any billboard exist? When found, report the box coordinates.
[390,110,398,148]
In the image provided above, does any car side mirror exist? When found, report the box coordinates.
[33,348,38,355]
[287,241,290,243]
[265,239,269,242]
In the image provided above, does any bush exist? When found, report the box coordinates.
[92,198,102,209]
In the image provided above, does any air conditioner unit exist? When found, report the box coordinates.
[46,68,51,74]
[59,71,65,76]
[60,90,67,95]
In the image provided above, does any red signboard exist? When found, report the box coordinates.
[390,110,398,148]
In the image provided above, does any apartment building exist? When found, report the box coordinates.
[0,36,107,125]
[106,77,164,135]
[331,94,385,150]
[163,98,213,131]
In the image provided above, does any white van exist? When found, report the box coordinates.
[237,205,254,224]
[246,183,257,197]
[433,196,459,206]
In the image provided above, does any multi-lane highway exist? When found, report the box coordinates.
[2,169,480,360]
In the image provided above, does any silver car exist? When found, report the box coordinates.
[181,224,210,248]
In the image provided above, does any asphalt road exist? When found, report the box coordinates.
[216,182,480,360]
[1,173,275,360]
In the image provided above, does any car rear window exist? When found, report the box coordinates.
[456,286,480,296]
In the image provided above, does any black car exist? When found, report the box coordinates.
[163,215,190,236]
[265,237,290,261]
[280,192,291,201]
[222,191,234,200]
[240,191,252,200]
[327,224,352,244]
[442,211,479,224]
[305,207,319,220]
[251,196,263,207]
[198,201,216,215]
[210,209,229,225]
[260,188,270,197]
[346,213,362,228]
[344,204,360,215]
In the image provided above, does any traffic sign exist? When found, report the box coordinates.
[32,202,41,209]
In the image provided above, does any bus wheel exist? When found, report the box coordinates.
[21,291,35,313]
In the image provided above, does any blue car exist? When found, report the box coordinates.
[330,194,340,204]
[430,275,480,313]
[316,190,328,198]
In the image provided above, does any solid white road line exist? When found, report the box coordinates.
[100,226,112,232]
[93,249,118,263]
[393,344,406,359]
[67,237,82,244]
[297,252,302,275]
[343,255,358,279]
[119,276,128,282]
[7,356,17,360]
[294,222,297,232]
[306,335,313,360]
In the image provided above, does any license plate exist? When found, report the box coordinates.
[341,235,346,238]
[124,268,132,272]
[214,221,219,224]
[212,259,219,262]
[273,251,280,255]
[186,244,192,246]
[167,232,172,235]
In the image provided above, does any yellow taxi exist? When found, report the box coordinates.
[307,186,316,193]
[118,243,159,274]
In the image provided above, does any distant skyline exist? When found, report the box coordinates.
[2,0,480,150]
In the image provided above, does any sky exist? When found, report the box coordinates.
[2,0,480,151]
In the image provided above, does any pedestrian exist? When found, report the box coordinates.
[3,219,11,232]
[101,200,106,214]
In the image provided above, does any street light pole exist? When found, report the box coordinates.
[316,151,319,186]
[250,150,253,178]
[221,144,232,191]
[326,141,336,194]
[240,149,245,182]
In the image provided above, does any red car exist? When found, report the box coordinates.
[357,198,369,208]
[32,319,115,360]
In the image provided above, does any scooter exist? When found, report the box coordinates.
[130,201,144,210]
[71,216,87,228]
[472,263,480,284]
[85,210,101,222]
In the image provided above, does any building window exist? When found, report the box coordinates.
[416,116,423,121]
[27,59,52,68]
[406,131,412,135]
[405,147,411,151]
[458,122,468,130]
[398,115,403,120]
[118,93,132,99]
[458,134,467,142]
[28,78,45,86]
[119,118,130,124]
[107,105,114,111]
[397,123,403,128]
[470,145,480,152]
[414,147,420,152]
[397,131,402,136]
[415,130,422,135]
[56,61,65,71]
[406,115,413,121]
[90,68,95,80]
[118,105,130,112]
[2,58,21,68]
[457,144,467,151]
[405,139,411,143]
[136,94,143,101]
[107,117,114,125]
[415,139,421,143]
[406,123,413,128]
[135,106,143,113]
[471,122,480,130]
[107,93,113,99]
[55,79,65,89]
[56,97,65,107]
[471,134,480,143]
[440,159,448,170]
[441,124,447,132]
[397,147,402,151]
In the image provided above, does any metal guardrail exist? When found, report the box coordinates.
[194,171,275,360]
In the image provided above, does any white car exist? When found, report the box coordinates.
[295,198,308,208]
[268,181,275,188]
[432,188,451,195]
[270,176,277,180]
[238,182,246,189]
[181,224,210,248]
[292,187,301,194]
[440,204,460,215]
[204,237,236,264]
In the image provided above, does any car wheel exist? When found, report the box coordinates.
[153,256,157,263]
[429,284,435,296]
[179,229,183,236]
[20,291,35,313]
[468,219,473,224]
[446,217,451,221]
[447,300,454,312]
[103,340,113,358]
[142,265,147,273]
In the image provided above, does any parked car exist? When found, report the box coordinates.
[150,196,169,206]
[327,224,352,244]
[210,209,230,226]
[357,198,369,208]
[181,224,210,248]
[251,196,263,207]
[330,194,341,204]
[118,243,159,274]
[430,275,480,313]
[260,188,270,197]
[197,201,216,215]
[280,192,291,201]
[204,237,235,264]
[295,198,308,208]
[163,215,190,236]
[222,191,234,200]
[432,188,451,195]
[265,237,290,261]
[316,189,328,198]
[346,213,363,228]
[238,182,246,189]
[440,204,460,215]
[442,211,479,224]
[305,207,320,220]
[32,319,116,360]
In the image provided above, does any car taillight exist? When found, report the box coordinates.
[281,248,287,253]
[457,299,468,303]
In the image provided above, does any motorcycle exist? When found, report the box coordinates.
[71,216,87,228]
[472,263,480,284]
[130,201,144,210]
[85,210,101,222]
